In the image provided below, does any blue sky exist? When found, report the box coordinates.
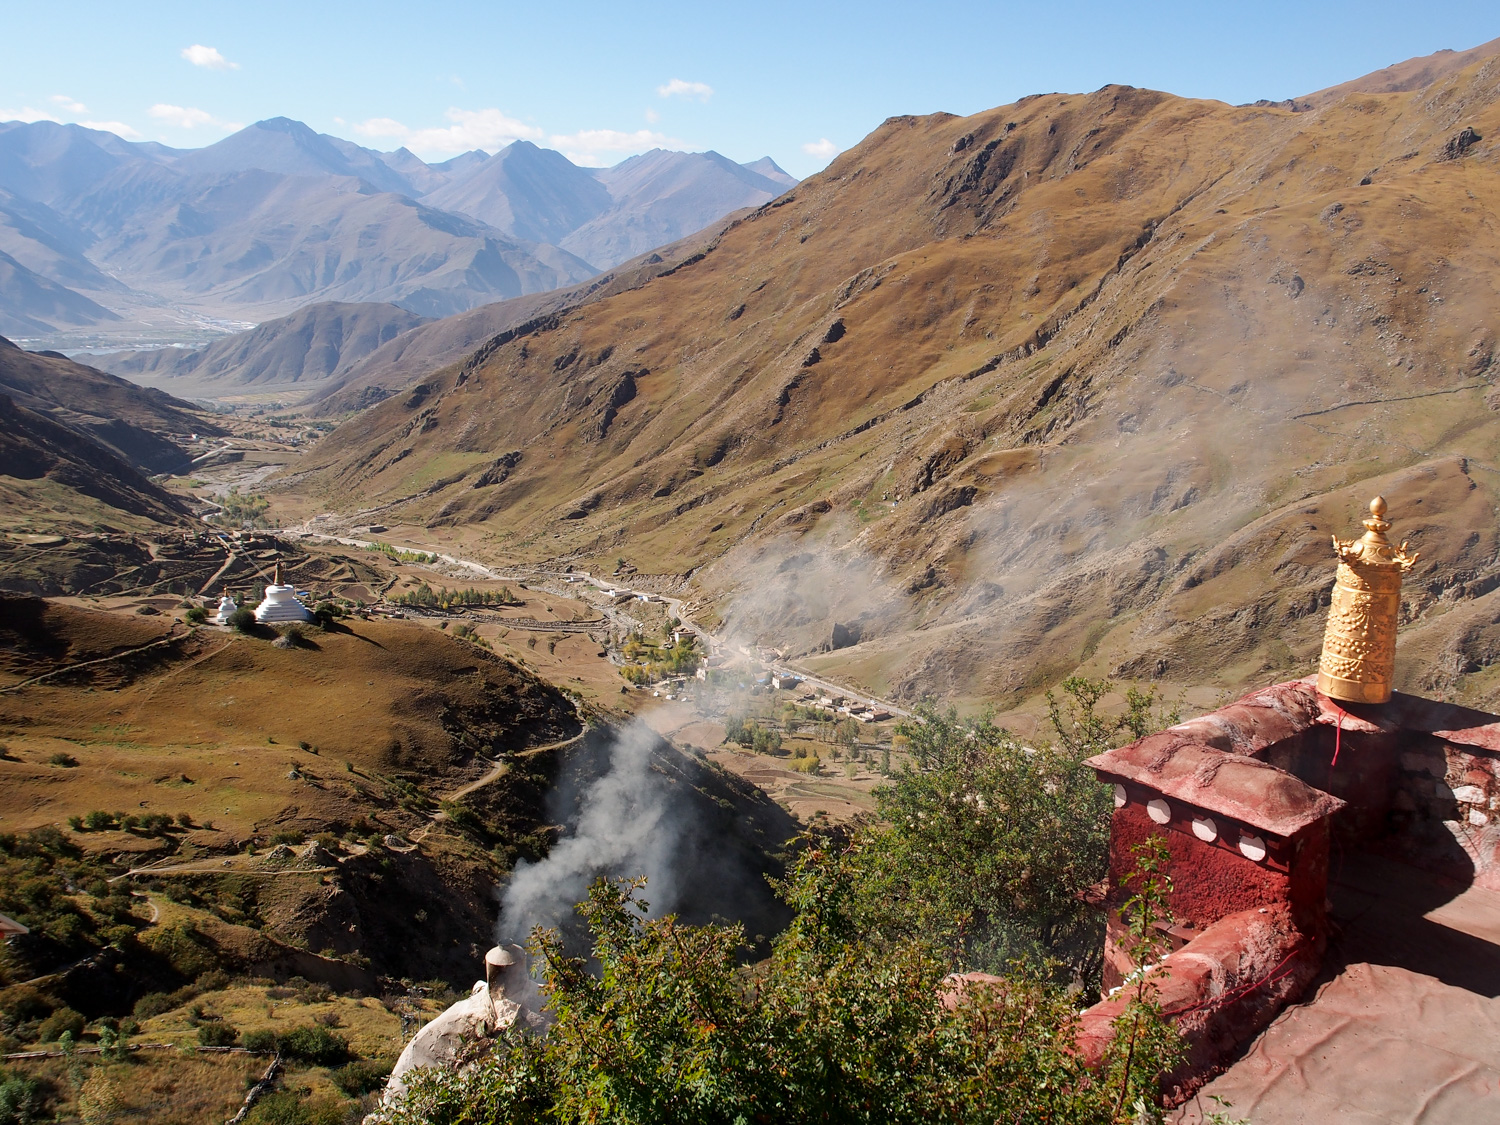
[5,1,1499,176]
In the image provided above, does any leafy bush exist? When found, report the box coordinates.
[197,1021,240,1047]
[312,601,344,627]
[46,753,77,768]
[0,1069,50,1125]
[75,1070,120,1125]
[751,725,783,754]
[382,677,1186,1124]
[246,1092,303,1125]
[332,1059,392,1096]
[276,623,309,647]
[277,1024,350,1066]
[0,987,53,1024]
[131,992,174,1019]
[242,1028,278,1053]
[36,1007,84,1042]
[216,487,270,529]
[184,607,207,625]
[723,714,747,744]
[227,607,257,632]
[439,802,486,840]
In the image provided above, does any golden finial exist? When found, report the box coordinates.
[1317,496,1418,705]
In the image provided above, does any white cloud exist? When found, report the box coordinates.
[0,106,60,124]
[644,107,660,124]
[149,103,239,131]
[182,44,239,70]
[549,128,672,166]
[354,107,544,155]
[81,119,141,138]
[802,138,838,159]
[656,78,713,101]
[348,108,677,163]
[352,116,410,139]
[1,99,138,137]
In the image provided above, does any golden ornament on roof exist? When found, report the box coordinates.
[1315,496,1418,705]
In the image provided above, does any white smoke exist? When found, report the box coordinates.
[496,721,682,945]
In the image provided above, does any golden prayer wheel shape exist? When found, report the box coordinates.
[1316,496,1418,705]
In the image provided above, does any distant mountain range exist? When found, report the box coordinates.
[94,212,737,407]
[0,116,795,347]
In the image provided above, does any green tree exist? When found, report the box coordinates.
[845,700,1113,985]
[1103,836,1184,1121]
[0,1069,49,1125]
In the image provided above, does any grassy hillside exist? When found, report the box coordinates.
[285,48,1500,712]
[0,594,793,999]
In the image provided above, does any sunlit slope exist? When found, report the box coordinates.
[291,56,1500,708]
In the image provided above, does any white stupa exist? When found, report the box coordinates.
[211,590,239,625]
[253,561,312,624]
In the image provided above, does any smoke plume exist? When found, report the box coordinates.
[496,721,683,946]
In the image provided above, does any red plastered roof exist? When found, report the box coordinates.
[1087,735,1345,838]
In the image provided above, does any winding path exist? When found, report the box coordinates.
[439,733,586,805]
[278,524,912,720]
[0,631,185,694]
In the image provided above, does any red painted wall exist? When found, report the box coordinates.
[1107,803,1290,930]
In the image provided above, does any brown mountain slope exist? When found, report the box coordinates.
[0,335,220,472]
[0,391,190,528]
[93,301,431,393]
[287,50,1500,711]
[1302,36,1500,106]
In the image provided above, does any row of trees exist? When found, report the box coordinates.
[388,679,1197,1123]
[393,583,522,609]
[66,811,193,835]
[367,542,439,565]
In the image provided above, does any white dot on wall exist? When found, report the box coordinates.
[1191,815,1217,842]
[1147,798,1172,824]
[1238,833,1267,862]
[1114,784,1128,809]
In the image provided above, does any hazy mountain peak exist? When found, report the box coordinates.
[741,156,798,188]
[173,117,413,194]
